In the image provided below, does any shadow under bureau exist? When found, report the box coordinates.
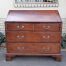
[5,10,62,61]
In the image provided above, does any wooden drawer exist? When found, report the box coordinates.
[5,23,33,31]
[7,43,61,54]
[34,23,61,31]
[6,31,61,42]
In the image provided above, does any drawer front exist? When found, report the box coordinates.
[7,43,61,54]
[5,23,33,31]
[6,31,61,42]
[34,23,61,31]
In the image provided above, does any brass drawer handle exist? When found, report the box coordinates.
[16,35,20,38]
[16,35,24,39]
[43,36,45,38]
[17,47,21,50]
[43,35,50,39]
[43,47,50,52]
[21,35,24,38]
[43,26,50,29]
[17,25,20,28]
[22,47,25,49]
[47,35,50,38]
[17,47,24,50]
[22,25,24,28]
[17,25,24,29]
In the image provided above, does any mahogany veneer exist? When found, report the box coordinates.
[5,10,62,61]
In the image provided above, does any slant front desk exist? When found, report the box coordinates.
[5,10,62,61]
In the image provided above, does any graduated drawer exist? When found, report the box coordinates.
[6,31,61,42]
[5,23,33,31]
[34,23,61,31]
[7,43,61,54]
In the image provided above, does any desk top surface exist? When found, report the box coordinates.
[5,10,62,22]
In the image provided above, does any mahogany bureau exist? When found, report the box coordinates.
[5,10,62,61]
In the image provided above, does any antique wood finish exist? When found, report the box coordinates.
[6,31,61,43]
[5,10,62,61]
[6,23,61,31]
[5,23,33,31]
[7,43,60,54]
[34,23,61,31]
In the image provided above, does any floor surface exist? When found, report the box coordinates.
[0,48,66,66]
